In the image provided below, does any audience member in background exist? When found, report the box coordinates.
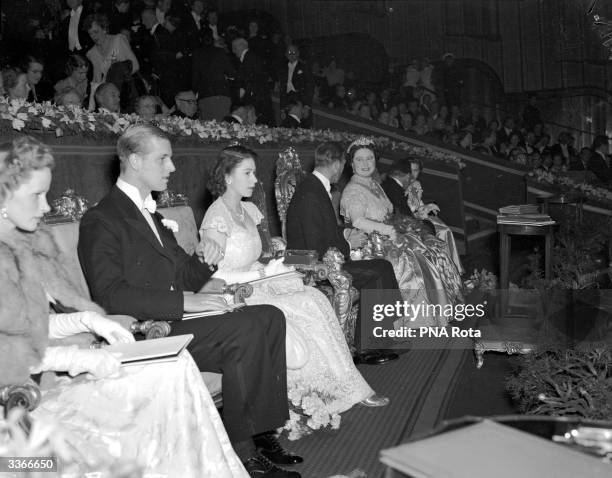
[192,33,235,122]
[108,0,133,35]
[522,95,541,131]
[497,117,517,148]
[94,82,121,112]
[223,104,257,125]
[570,147,591,171]
[327,84,348,110]
[420,57,435,95]
[85,13,139,104]
[277,44,314,118]
[550,131,576,163]
[59,0,92,55]
[54,54,89,107]
[402,59,420,99]
[206,8,223,44]
[0,135,248,477]
[1,68,30,100]
[438,53,463,107]
[171,90,198,119]
[134,94,160,121]
[21,55,49,102]
[550,151,567,174]
[140,8,180,107]
[182,0,206,55]
[589,134,611,184]
[323,59,344,90]
[55,87,83,106]
[281,100,303,129]
[247,19,273,74]
[232,37,274,126]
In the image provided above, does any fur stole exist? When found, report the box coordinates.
[0,227,105,387]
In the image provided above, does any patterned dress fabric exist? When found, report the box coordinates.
[340,175,463,328]
[405,180,464,274]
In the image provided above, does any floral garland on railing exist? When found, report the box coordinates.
[527,169,612,205]
[0,98,463,168]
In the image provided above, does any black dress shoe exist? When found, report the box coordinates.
[354,351,399,365]
[254,432,304,465]
[243,452,301,477]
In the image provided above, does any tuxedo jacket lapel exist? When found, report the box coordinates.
[109,187,175,263]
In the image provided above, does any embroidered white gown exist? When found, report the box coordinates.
[32,351,248,477]
[201,199,374,438]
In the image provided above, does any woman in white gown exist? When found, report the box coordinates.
[0,136,246,477]
[200,146,388,439]
[404,157,463,274]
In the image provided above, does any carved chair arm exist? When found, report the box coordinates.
[0,380,42,415]
[222,283,254,304]
[129,320,173,340]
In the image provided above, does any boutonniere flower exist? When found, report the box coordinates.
[161,218,179,233]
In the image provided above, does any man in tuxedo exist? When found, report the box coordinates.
[280,100,303,129]
[182,0,206,54]
[192,33,235,121]
[59,0,93,54]
[380,160,436,236]
[231,37,274,126]
[286,142,400,364]
[171,90,198,118]
[140,8,182,107]
[94,82,121,112]
[276,44,314,114]
[78,125,302,478]
[223,104,256,125]
[589,134,612,184]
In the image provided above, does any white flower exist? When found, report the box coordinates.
[161,219,179,233]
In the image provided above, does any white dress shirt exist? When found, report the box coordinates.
[313,170,332,200]
[209,23,220,41]
[191,12,201,30]
[287,61,298,93]
[117,179,163,246]
[68,5,83,51]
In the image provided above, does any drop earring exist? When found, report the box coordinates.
[227,179,232,185]
[0,207,7,219]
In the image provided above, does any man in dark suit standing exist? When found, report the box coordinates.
[192,33,235,121]
[182,0,206,54]
[78,125,302,478]
[231,37,274,126]
[589,134,612,184]
[380,160,436,236]
[286,142,400,364]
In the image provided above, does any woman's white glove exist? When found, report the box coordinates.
[417,203,440,219]
[49,312,135,345]
[32,346,121,379]
[264,258,294,277]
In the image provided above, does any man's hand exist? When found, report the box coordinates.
[196,237,224,265]
[199,278,227,294]
[184,293,233,313]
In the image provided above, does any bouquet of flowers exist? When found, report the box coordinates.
[464,268,498,293]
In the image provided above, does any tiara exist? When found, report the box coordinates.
[347,136,376,153]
